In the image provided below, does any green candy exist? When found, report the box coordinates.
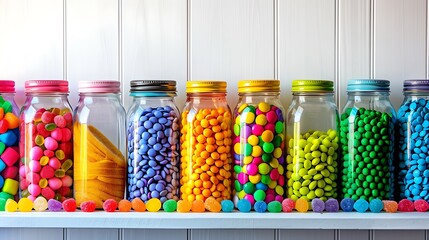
[162,199,177,212]
[267,201,282,213]
[254,189,266,201]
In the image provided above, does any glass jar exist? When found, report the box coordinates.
[340,79,396,201]
[126,80,180,203]
[232,80,286,206]
[180,81,233,203]
[286,80,339,202]
[397,80,429,201]
[20,80,73,202]
[0,80,20,205]
[74,81,126,208]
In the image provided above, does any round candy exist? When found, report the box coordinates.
[63,198,77,212]
[324,198,339,212]
[281,198,295,212]
[177,200,192,213]
[382,200,398,213]
[254,201,267,213]
[369,199,383,213]
[340,198,354,212]
[220,200,234,212]
[163,199,178,212]
[267,201,282,213]
[5,199,18,212]
[398,199,414,212]
[131,198,146,212]
[295,198,309,213]
[414,199,429,212]
[191,200,205,212]
[48,199,63,212]
[146,198,162,212]
[80,200,96,212]
[33,196,48,212]
[237,199,251,212]
[103,199,118,212]
[118,199,132,212]
[18,198,33,212]
[204,198,221,212]
[311,198,325,213]
[353,199,369,213]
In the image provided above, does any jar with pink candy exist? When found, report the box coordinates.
[19,80,73,202]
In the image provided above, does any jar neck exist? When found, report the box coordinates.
[292,92,335,102]
[403,91,429,97]
[238,92,279,97]
[347,91,390,97]
[187,92,227,99]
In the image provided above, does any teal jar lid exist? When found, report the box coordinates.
[347,79,390,92]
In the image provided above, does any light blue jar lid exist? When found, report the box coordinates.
[347,79,390,92]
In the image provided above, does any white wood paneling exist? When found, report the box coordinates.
[374,0,427,109]
[124,229,187,240]
[279,229,335,240]
[67,228,119,240]
[0,228,63,240]
[338,0,371,109]
[66,0,119,106]
[191,229,274,240]
[0,0,64,106]
[190,0,274,107]
[339,230,370,240]
[374,230,425,240]
[122,0,187,110]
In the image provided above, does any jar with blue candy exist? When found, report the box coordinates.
[340,79,396,201]
[126,80,180,203]
[232,80,286,206]
[74,81,126,208]
[286,80,340,202]
[397,80,429,201]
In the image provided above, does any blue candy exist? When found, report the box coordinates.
[369,199,383,213]
[254,201,267,213]
[0,160,5,172]
[237,199,251,212]
[0,130,17,147]
[221,200,234,212]
[340,198,354,212]
[353,199,369,213]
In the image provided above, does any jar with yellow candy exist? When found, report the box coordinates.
[232,80,286,207]
[285,80,340,202]
[73,81,126,208]
[180,81,233,203]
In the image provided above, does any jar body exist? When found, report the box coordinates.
[232,93,286,206]
[74,93,126,208]
[340,92,396,201]
[180,93,233,202]
[19,94,74,201]
[397,94,429,200]
[0,93,20,201]
[286,93,339,201]
[126,95,180,203]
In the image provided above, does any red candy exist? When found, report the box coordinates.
[0,119,9,133]
[80,200,96,212]
[40,166,55,179]
[398,199,415,212]
[41,111,54,123]
[54,115,66,128]
[1,166,18,179]
[41,187,55,199]
[63,198,77,212]
[44,150,55,158]
[414,199,429,212]
[36,123,50,137]
[103,199,118,212]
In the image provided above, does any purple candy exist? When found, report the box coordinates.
[325,198,339,212]
[47,199,62,212]
[311,198,325,213]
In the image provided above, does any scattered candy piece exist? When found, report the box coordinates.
[146,198,162,212]
[295,198,309,213]
[382,200,398,213]
[369,199,383,213]
[131,198,146,212]
[237,199,251,213]
[220,200,234,213]
[103,199,118,212]
[267,201,282,213]
[398,199,414,212]
[163,199,177,212]
[204,198,221,212]
[191,200,205,212]
[414,199,429,212]
[254,201,267,213]
[118,199,132,212]
[325,198,339,212]
[354,199,369,213]
[0,198,6,211]
[33,196,48,212]
[18,198,33,212]
[47,199,62,212]
[62,198,77,212]
[340,198,355,212]
[177,200,192,213]
[5,199,18,212]
[281,198,295,212]
[311,198,325,213]
[80,200,96,212]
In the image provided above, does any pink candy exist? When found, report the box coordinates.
[42,187,55,199]
[251,125,264,136]
[1,166,18,179]
[282,198,295,212]
[246,164,258,175]
[40,166,55,179]
[61,175,73,187]
[44,137,58,151]
[44,150,55,158]
[26,172,40,184]
[30,146,43,161]
[29,160,41,172]
[244,194,255,206]
[270,169,280,180]
[48,178,62,190]
[48,157,61,170]
[28,183,41,196]
[237,172,248,185]
[266,111,277,123]
[41,111,54,123]
[50,129,63,141]
[53,115,66,128]
[1,147,19,166]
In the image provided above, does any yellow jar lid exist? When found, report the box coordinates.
[186,81,227,93]
[238,80,280,93]
[292,80,334,92]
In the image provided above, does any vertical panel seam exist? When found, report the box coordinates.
[187,0,191,81]
[334,0,340,105]
[370,0,375,78]
[63,0,67,81]
[274,0,278,80]
[118,0,124,104]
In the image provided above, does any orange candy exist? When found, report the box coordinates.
[383,200,398,213]
[131,198,146,212]
[4,112,19,129]
[191,200,205,212]
[204,197,221,212]
[118,199,132,212]
[295,198,309,213]
[177,200,192,213]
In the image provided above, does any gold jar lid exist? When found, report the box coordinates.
[186,81,227,93]
[238,80,280,93]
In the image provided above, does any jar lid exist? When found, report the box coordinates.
[347,79,390,92]
[186,81,227,93]
[403,79,429,92]
[25,80,69,93]
[238,80,280,93]
[130,80,176,93]
[0,80,15,93]
[79,80,121,93]
[291,80,334,92]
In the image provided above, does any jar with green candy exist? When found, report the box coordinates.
[286,80,340,202]
[340,79,396,201]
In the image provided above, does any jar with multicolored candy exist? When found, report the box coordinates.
[340,79,395,201]
[180,81,233,203]
[286,80,339,202]
[20,80,73,202]
[0,80,20,207]
[74,81,126,208]
[126,80,180,203]
[232,80,286,206]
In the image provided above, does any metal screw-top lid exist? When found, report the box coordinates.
[347,79,390,92]
[291,80,334,92]
[238,80,280,93]
[186,81,226,93]
[25,80,69,93]
[79,80,121,93]
[403,79,429,92]
[0,80,15,93]
[130,80,177,93]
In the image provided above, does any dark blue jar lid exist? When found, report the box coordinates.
[403,79,429,92]
[347,79,390,92]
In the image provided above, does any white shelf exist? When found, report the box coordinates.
[1,212,429,230]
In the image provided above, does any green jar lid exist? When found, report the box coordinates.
[291,80,334,92]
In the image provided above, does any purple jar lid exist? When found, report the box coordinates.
[25,80,69,93]
[403,79,429,92]
[0,80,15,93]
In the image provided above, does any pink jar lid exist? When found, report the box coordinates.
[78,80,121,93]
[25,80,69,93]
[0,80,15,93]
